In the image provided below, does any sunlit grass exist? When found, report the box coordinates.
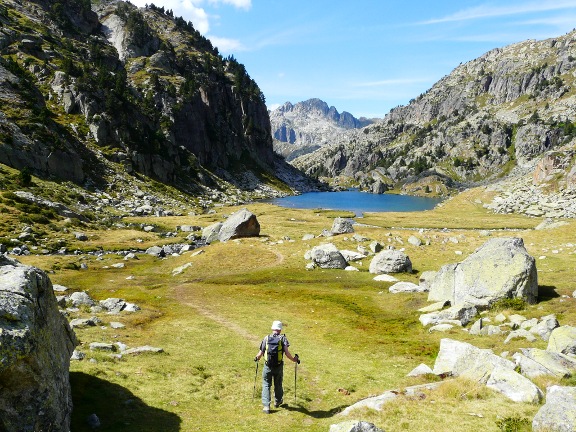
[13,185,576,431]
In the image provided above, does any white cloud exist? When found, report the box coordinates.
[420,0,576,24]
[208,36,244,52]
[208,0,252,10]
[267,103,281,111]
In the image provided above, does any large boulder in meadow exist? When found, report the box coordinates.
[331,217,354,235]
[218,208,260,242]
[310,243,348,269]
[369,249,412,274]
[533,386,576,432]
[433,338,514,382]
[547,326,576,355]
[427,237,537,307]
[0,256,78,431]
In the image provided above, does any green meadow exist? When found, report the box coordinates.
[16,186,576,432]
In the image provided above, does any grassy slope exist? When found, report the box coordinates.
[17,186,576,432]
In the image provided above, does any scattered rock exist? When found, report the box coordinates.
[407,363,434,377]
[389,281,426,293]
[122,345,164,355]
[532,386,576,432]
[340,250,366,262]
[69,318,98,328]
[504,329,537,344]
[369,250,412,274]
[547,326,576,355]
[373,274,399,282]
[172,262,193,276]
[432,338,515,382]
[69,291,96,307]
[419,304,477,327]
[429,324,454,333]
[486,364,543,403]
[513,348,576,379]
[309,243,348,269]
[89,342,116,352]
[331,217,354,235]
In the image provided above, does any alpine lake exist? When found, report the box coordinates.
[262,190,442,217]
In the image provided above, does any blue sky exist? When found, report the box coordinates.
[130,0,576,118]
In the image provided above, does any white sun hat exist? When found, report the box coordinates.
[271,320,283,330]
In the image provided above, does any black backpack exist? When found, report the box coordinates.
[265,334,285,366]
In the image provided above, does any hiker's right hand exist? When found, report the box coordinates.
[254,356,259,362]
[295,354,301,364]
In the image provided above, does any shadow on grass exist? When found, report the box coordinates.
[70,372,181,432]
[281,403,348,418]
[538,285,560,302]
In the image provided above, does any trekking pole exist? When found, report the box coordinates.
[294,360,297,402]
[294,354,299,402]
[252,360,259,400]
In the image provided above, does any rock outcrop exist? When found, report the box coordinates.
[0,255,78,431]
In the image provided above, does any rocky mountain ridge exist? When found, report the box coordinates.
[292,31,576,215]
[270,98,373,161]
[0,0,317,216]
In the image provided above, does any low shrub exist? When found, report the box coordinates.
[495,416,531,432]
[491,298,527,311]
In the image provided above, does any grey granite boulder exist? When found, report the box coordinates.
[530,314,559,341]
[486,364,543,403]
[369,249,412,274]
[513,348,576,379]
[533,386,576,432]
[218,208,260,242]
[547,326,576,355]
[331,217,354,235]
[427,237,537,307]
[433,338,514,382]
[309,243,348,269]
[0,256,78,431]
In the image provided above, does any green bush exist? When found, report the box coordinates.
[491,298,527,311]
[495,416,531,432]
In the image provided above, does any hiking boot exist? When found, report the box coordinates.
[262,405,270,414]
[274,399,283,408]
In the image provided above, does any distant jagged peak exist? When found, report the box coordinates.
[270,98,372,129]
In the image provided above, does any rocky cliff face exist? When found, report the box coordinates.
[0,255,78,431]
[270,98,373,161]
[292,32,576,203]
[0,0,314,201]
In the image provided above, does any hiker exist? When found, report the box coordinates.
[254,320,300,414]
